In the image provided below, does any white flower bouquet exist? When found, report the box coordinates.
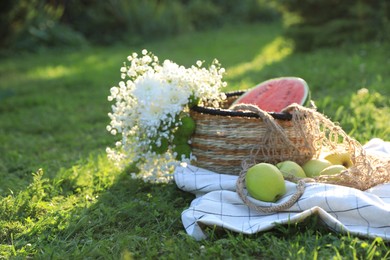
[106,50,227,182]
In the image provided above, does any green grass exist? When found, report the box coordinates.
[0,21,390,258]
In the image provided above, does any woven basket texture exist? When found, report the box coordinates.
[190,93,315,175]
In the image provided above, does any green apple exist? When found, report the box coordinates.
[173,144,192,160]
[302,159,332,177]
[324,152,353,168]
[175,116,196,137]
[319,165,347,176]
[276,160,306,178]
[172,133,188,145]
[245,163,287,202]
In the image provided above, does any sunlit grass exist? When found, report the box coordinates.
[29,65,72,79]
[0,21,389,258]
[340,88,390,140]
[226,36,293,88]
[142,22,285,68]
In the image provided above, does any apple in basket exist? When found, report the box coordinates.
[276,160,306,178]
[245,163,287,202]
[302,159,332,177]
[324,151,353,168]
[319,165,347,176]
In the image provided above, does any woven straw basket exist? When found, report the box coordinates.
[190,92,316,175]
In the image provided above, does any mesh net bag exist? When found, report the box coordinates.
[282,103,390,191]
[234,103,390,212]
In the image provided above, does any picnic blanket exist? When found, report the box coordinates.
[174,138,390,240]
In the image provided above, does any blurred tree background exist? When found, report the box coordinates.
[0,0,388,53]
[0,0,279,52]
[277,0,390,51]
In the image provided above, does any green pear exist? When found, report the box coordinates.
[319,165,347,176]
[324,152,353,168]
[276,160,306,178]
[245,163,287,202]
[302,159,332,177]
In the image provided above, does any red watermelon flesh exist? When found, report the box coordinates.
[231,77,309,112]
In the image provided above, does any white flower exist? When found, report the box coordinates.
[106,51,226,183]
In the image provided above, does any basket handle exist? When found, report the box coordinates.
[229,104,297,149]
[230,104,307,212]
[236,165,306,213]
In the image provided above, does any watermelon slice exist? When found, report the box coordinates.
[231,77,310,112]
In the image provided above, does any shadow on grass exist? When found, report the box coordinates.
[0,152,195,258]
[9,154,195,258]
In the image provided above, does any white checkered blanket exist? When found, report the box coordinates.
[174,138,390,240]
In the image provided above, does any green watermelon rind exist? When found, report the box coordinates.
[232,77,310,112]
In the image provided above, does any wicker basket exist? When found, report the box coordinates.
[190,91,316,175]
